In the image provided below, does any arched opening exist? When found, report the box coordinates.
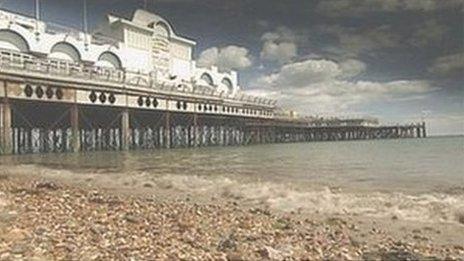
[49,42,81,62]
[0,30,30,52]
[221,77,234,94]
[199,73,214,87]
[154,21,170,38]
[95,51,122,69]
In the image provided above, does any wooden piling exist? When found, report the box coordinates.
[164,112,171,149]
[0,99,12,154]
[70,104,80,152]
[121,109,130,150]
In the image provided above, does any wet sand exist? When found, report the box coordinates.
[0,169,463,260]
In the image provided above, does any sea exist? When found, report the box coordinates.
[1,136,463,224]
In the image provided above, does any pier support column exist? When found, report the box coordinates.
[192,113,198,147]
[70,104,80,153]
[121,109,130,151]
[422,122,427,138]
[0,99,12,154]
[165,112,171,148]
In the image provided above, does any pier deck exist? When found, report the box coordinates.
[0,50,426,155]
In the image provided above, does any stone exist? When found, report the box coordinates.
[226,252,245,261]
[10,243,27,255]
[143,182,154,188]
[455,211,464,225]
[217,234,237,251]
[124,214,141,223]
[34,226,47,235]
[258,246,290,261]
[90,224,106,235]
[35,181,59,190]
[2,228,28,242]
[0,210,17,223]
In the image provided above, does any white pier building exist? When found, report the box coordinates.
[0,8,276,114]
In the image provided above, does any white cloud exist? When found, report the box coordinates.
[339,59,367,78]
[197,45,253,71]
[260,26,298,64]
[261,41,297,65]
[255,58,366,88]
[256,59,342,87]
[250,58,434,115]
[428,52,464,76]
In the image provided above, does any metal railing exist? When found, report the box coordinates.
[0,50,276,107]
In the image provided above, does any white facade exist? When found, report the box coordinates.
[0,8,241,96]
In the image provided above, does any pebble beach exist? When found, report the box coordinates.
[1,174,463,260]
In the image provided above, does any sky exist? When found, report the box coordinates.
[1,0,463,135]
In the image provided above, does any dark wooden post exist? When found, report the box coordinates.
[0,98,12,154]
[164,112,171,148]
[121,109,130,150]
[422,122,427,138]
[193,113,198,147]
[70,104,80,152]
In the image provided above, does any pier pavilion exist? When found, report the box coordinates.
[0,8,426,155]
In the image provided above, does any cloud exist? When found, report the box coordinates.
[260,26,298,64]
[197,45,253,71]
[255,58,366,87]
[428,52,464,76]
[408,20,448,47]
[322,25,401,56]
[339,59,367,78]
[250,58,434,114]
[255,59,342,87]
[317,0,463,16]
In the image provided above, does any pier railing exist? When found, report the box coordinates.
[0,50,276,107]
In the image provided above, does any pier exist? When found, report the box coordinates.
[0,8,426,155]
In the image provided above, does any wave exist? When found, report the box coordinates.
[2,164,464,225]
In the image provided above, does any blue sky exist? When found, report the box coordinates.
[1,0,463,135]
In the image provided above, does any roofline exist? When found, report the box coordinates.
[108,14,196,46]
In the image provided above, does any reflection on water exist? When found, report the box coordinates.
[1,136,463,193]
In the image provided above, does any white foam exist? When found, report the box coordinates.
[149,173,464,224]
[3,164,464,224]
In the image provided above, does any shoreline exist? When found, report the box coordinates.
[1,172,463,260]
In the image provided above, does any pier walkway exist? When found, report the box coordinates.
[0,50,426,155]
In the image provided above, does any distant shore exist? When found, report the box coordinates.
[1,172,463,260]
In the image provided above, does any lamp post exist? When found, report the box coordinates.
[34,0,40,40]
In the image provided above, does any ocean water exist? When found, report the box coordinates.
[1,136,463,224]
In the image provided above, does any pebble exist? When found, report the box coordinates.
[0,178,462,260]
[10,243,27,255]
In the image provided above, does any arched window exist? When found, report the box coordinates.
[0,30,29,52]
[96,52,122,69]
[49,42,81,62]
[221,78,233,94]
[199,73,214,86]
[154,22,170,38]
